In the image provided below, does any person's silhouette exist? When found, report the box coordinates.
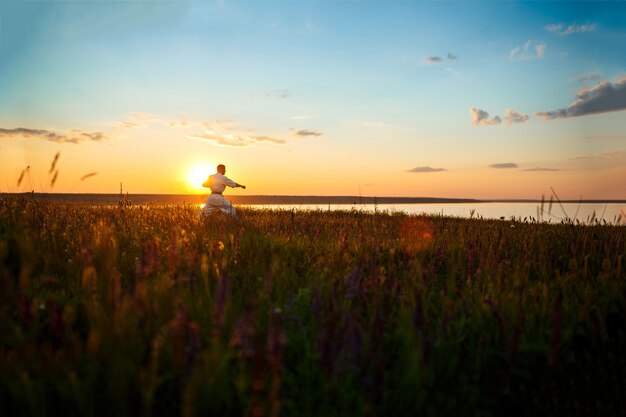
[201,164,246,216]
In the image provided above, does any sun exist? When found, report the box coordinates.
[186,164,212,192]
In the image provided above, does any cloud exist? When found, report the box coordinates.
[469,108,502,126]
[251,135,285,144]
[569,151,626,162]
[266,90,295,99]
[545,22,596,35]
[535,74,626,120]
[504,109,529,125]
[116,121,141,129]
[407,166,447,173]
[565,150,626,171]
[582,135,626,140]
[116,113,289,147]
[545,23,564,33]
[189,133,285,147]
[0,127,111,144]
[571,71,602,84]
[424,56,443,64]
[423,53,458,64]
[489,163,518,169]
[509,40,546,61]
[445,67,464,77]
[536,43,546,59]
[295,129,323,137]
[522,167,560,172]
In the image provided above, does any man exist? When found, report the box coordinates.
[201,164,246,216]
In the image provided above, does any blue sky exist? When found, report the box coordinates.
[1,0,625,198]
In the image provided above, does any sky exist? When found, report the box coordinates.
[1,0,625,200]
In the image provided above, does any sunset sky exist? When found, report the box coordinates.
[1,0,625,199]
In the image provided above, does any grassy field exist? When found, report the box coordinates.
[1,197,625,417]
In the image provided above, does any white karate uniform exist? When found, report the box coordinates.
[202,173,238,216]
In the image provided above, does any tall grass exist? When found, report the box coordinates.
[1,197,625,416]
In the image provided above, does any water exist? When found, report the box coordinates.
[236,202,626,224]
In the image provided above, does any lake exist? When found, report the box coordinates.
[236,202,626,224]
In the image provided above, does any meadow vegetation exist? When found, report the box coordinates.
[1,197,625,416]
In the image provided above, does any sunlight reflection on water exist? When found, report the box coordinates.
[194,202,626,224]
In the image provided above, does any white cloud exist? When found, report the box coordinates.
[563,23,596,35]
[469,108,501,126]
[189,133,285,147]
[509,40,546,61]
[116,113,291,147]
[504,109,529,125]
[544,23,564,33]
[545,22,596,35]
[445,67,463,77]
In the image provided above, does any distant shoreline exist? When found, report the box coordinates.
[3,192,625,205]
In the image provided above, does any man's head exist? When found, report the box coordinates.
[217,164,226,175]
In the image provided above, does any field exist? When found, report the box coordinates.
[1,197,625,416]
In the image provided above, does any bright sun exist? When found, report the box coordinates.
[187,164,212,192]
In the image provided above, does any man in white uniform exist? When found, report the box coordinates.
[201,164,246,216]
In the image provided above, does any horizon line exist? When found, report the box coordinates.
[3,192,626,205]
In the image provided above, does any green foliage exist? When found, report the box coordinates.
[1,197,625,416]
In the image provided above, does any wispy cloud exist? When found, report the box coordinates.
[424,56,442,64]
[294,129,323,137]
[117,121,141,129]
[545,22,596,35]
[535,74,626,120]
[445,67,463,77]
[116,113,234,132]
[522,167,560,172]
[266,90,295,99]
[489,163,518,169]
[469,108,501,126]
[582,135,626,140]
[509,40,546,61]
[504,109,529,125]
[564,150,626,171]
[116,113,291,147]
[0,127,111,144]
[570,71,602,84]
[569,151,626,162]
[423,52,458,64]
[407,166,447,173]
[189,133,285,147]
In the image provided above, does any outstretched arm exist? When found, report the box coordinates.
[224,176,245,189]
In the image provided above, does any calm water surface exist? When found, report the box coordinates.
[235,202,626,224]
